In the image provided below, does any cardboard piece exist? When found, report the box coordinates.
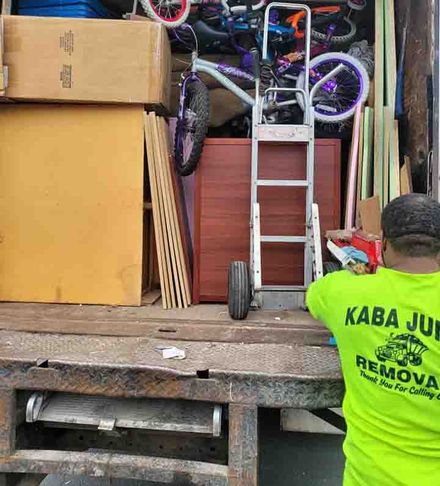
[359,196,382,237]
[0,104,144,305]
[1,15,170,110]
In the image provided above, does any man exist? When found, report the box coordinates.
[306,193,440,486]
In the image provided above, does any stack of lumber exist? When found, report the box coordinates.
[345,0,412,229]
[144,112,191,309]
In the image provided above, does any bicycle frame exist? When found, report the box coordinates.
[183,52,257,108]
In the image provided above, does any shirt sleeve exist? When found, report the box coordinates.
[306,278,329,323]
[306,271,351,333]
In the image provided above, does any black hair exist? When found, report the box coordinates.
[382,194,440,257]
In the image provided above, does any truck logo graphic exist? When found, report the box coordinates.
[375,333,428,367]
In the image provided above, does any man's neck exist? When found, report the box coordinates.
[388,258,440,274]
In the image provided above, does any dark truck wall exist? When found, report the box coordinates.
[395,0,435,193]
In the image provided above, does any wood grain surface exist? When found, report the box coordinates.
[193,139,341,302]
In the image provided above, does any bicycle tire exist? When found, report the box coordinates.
[296,52,369,124]
[174,80,210,176]
[312,17,357,46]
[140,0,191,27]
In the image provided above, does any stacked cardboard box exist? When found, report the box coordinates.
[0,15,171,306]
[1,15,170,108]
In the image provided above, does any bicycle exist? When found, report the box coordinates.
[141,0,265,28]
[174,32,257,176]
[287,0,366,46]
[174,1,370,174]
[262,16,370,124]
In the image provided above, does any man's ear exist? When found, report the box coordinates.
[382,238,388,252]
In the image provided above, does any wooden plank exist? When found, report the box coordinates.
[384,0,397,110]
[344,104,363,229]
[150,114,177,309]
[158,117,192,307]
[0,18,5,94]
[144,113,171,309]
[400,155,413,194]
[156,115,185,308]
[162,118,191,305]
[150,113,181,309]
[355,111,365,226]
[359,196,381,237]
[389,120,400,201]
[383,106,392,206]
[148,212,156,291]
[1,0,12,16]
[374,0,385,207]
[141,290,162,306]
[361,107,374,199]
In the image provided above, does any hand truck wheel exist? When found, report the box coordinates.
[228,261,251,320]
[323,261,342,275]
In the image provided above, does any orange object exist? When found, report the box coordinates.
[287,6,341,39]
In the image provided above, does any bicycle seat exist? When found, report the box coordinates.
[193,20,230,46]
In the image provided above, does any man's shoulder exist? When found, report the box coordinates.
[307,270,384,324]
[311,268,378,293]
[307,270,382,312]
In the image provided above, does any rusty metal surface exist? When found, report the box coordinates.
[0,450,228,485]
[0,303,329,346]
[228,404,258,486]
[0,330,343,408]
[0,332,339,377]
[0,301,342,408]
[0,391,15,456]
[29,427,228,464]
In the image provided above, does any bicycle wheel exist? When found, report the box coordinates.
[174,80,210,176]
[296,52,369,124]
[312,16,356,46]
[140,0,191,27]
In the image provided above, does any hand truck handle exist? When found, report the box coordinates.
[250,47,260,80]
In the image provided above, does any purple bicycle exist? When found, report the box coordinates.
[174,24,257,176]
[174,9,369,176]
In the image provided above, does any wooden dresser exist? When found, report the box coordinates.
[192,138,341,303]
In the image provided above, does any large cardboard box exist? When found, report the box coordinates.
[0,104,145,306]
[1,15,170,110]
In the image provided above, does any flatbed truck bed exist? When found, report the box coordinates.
[0,302,343,486]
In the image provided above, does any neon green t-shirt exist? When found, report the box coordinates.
[306,267,440,486]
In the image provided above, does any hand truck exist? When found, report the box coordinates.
[228,3,343,320]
